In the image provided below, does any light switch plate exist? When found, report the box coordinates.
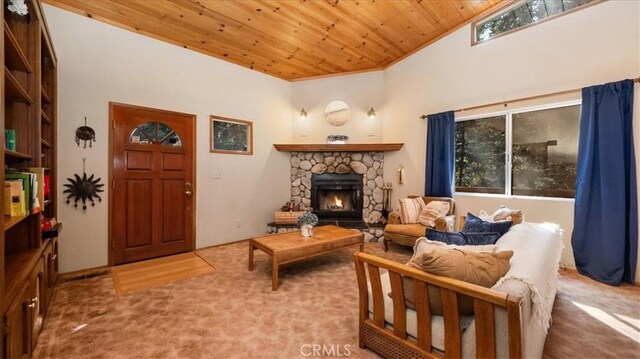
[211,170,223,179]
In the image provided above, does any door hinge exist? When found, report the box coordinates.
[112,120,115,129]
[112,180,115,189]
[111,241,115,249]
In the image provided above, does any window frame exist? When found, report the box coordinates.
[471,0,606,46]
[454,99,581,200]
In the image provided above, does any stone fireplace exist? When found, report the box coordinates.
[289,151,385,225]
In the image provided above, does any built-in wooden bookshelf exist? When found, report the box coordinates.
[1,2,59,357]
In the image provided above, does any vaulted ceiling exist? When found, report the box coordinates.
[43,0,504,81]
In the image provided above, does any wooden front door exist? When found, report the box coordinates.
[110,103,195,265]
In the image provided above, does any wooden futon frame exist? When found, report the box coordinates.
[354,251,523,358]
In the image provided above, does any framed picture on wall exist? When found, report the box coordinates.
[210,115,253,155]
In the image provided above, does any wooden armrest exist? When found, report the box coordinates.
[354,251,523,359]
[434,215,456,232]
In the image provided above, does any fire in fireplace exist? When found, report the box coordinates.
[311,173,363,221]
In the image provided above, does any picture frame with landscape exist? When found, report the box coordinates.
[210,115,253,155]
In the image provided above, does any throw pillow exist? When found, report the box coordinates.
[478,206,524,226]
[418,201,450,227]
[398,197,426,224]
[462,213,512,238]
[425,229,501,246]
[491,206,525,225]
[412,237,498,258]
[392,247,513,315]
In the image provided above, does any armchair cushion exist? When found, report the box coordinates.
[397,197,426,224]
[418,201,450,227]
[384,223,427,239]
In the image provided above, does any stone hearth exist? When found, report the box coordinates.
[284,151,386,242]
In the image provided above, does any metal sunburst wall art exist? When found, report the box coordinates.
[64,158,104,210]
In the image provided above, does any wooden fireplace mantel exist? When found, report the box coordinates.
[273,143,404,152]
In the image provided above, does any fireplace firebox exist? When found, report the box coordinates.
[311,173,363,221]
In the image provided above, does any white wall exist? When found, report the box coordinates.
[382,0,640,280]
[291,72,385,143]
[44,5,293,273]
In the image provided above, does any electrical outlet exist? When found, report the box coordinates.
[300,133,308,137]
[236,219,242,228]
[211,170,222,179]
[368,133,375,137]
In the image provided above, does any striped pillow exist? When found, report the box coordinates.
[418,201,450,227]
[398,197,426,224]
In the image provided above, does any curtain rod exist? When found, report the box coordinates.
[420,77,640,119]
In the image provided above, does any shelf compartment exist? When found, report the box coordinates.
[42,222,61,240]
[3,242,49,309]
[41,86,51,104]
[4,214,29,231]
[5,149,33,160]
[41,110,51,124]
[4,21,33,73]
[5,67,33,104]
[40,138,51,148]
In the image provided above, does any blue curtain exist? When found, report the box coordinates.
[425,111,455,197]
[572,79,637,285]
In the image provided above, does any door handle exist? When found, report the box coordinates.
[185,181,193,197]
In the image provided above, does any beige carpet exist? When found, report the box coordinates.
[33,241,639,358]
[111,252,216,295]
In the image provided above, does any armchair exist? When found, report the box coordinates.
[383,196,455,252]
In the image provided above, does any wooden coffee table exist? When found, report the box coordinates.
[248,225,364,290]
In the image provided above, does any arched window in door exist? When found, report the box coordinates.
[128,122,182,146]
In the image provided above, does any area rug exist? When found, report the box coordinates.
[111,252,216,294]
[34,241,639,358]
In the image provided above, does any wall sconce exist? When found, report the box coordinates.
[367,107,376,120]
[299,107,308,120]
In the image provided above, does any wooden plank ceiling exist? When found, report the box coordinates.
[43,0,504,81]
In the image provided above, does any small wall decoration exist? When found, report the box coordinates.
[210,115,253,155]
[7,0,28,15]
[326,135,349,144]
[325,100,351,126]
[76,117,96,148]
[63,158,104,210]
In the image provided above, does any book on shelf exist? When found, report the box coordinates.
[26,167,45,212]
[5,180,26,217]
[5,169,44,215]
[5,129,16,151]
[44,173,51,200]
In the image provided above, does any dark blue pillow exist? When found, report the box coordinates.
[462,213,512,238]
[425,229,502,246]
[462,231,502,245]
[425,229,465,245]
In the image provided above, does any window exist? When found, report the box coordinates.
[473,0,602,44]
[129,122,182,146]
[455,103,580,198]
